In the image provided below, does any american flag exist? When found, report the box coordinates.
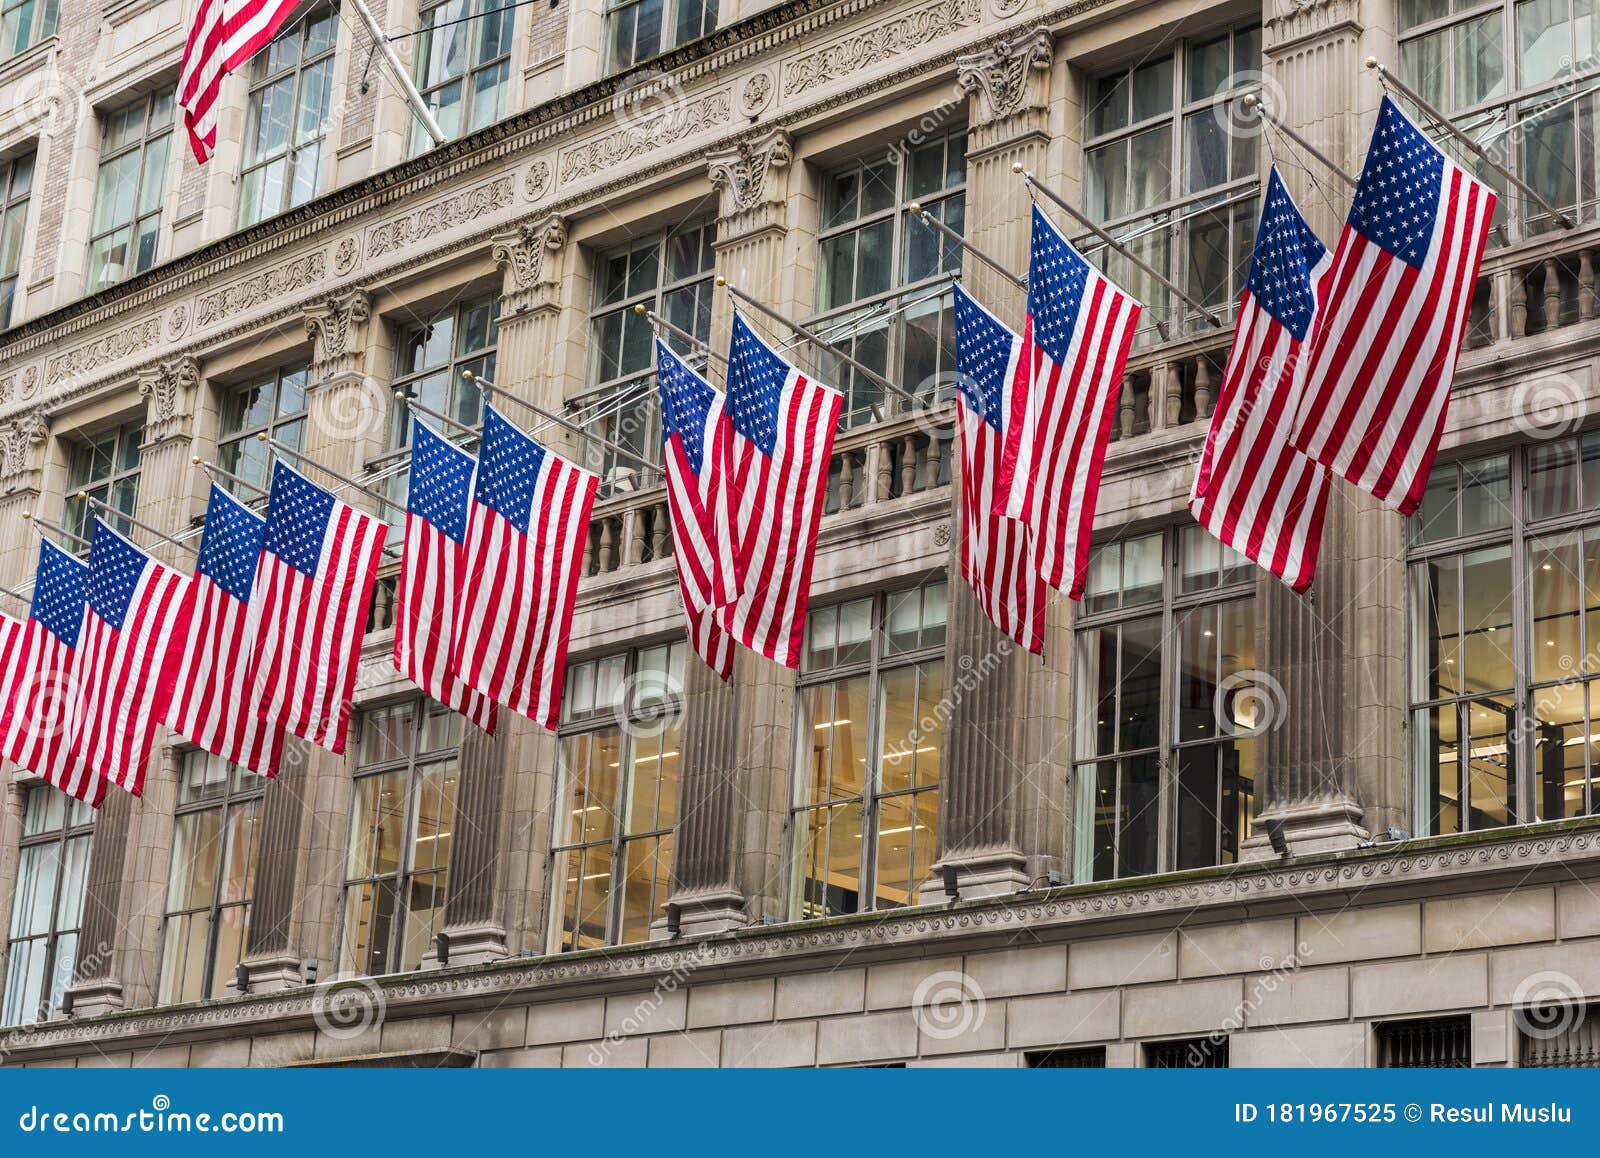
[177,0,302,163]
[719,314,843,670]
[68,519,191,797]
[451,404,597,729]
[657,340,739,679]
[1190,169,1334,593]
[396,421,498,732]
[245,460,388,754]
[1290,95,1496,515]
[0,542,101,805]
[951,285,1045,654]
[168,484,285,777]
[1000,204,1141,599]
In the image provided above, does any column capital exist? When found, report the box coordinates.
[491,214,567,313]
[957,27,1053,135]
[0,410,48,492]
[136,355,200,447]
[706,128,793,243]
[303,289,374,387]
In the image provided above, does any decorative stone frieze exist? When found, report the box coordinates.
[366,175,517,260]
[137,355,200,446]
[195,251,328,330]
[559,88,735,185]
[783,0,981,96]
[44,317,164,391]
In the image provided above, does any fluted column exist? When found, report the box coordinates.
[917,29,1070,899]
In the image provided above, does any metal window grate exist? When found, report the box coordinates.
[1144,1037,1228,1068]
[1519,1005,1600,1067]
[1377,1016,1472,1068]
[1027,1047,1108,1069]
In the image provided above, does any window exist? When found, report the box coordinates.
[1074,528,1257,882]
[0,151,34,328]
[1026,1046,1108,1068]
[88,90,174,290]
[606,0,717,72]
[340,699,461,975]
[237,6,337,228]
[1377,1015,1472,1067]
[217,364,309,498]
[159,752,262,1004]
[1145,1036,1229,1067]
[1083,24,1261,340]
[64,420,142,545]
[812,129,965,429]
[578,222,715,497]
[385,297,498,513]
[1398,0,1600,238]
[409,0,514,156]
[552,642,684,950]
[1519,1003,1600,1065]
[792,582,947,919]
[1,0,56,62]
[1409,436,1600,835]
[2,786,92,1027]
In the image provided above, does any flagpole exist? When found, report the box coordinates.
[0,582,28,604]
[194,457,269,499]
[1366,58,1576,229]
[1012,165,1225,331]
[255,433,410,517]
[1241,95,1357,187]
[634,305,728,367]
[74,492,197,554]
[400,393,480,439]
[460,371,662,471]
[21,510,90,549]
[716,279,924,407]
[904,205,1026,289]
[347,0,448,149]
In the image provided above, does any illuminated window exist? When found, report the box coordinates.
[1,786,92,1027]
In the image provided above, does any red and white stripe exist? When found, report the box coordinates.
[0,617,102,808]
[664,404,739,679]
[178,0,303,163]
[397,510,498,733]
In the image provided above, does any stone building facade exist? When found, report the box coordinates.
[0,0,1597,1068]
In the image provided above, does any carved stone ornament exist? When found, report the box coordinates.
[303,290,374,379]
[706,129,793,221]
[334,235,361,275]
[956,27,1054,126]
[0,411,47,483]
[524,159,552,202]
[740,72,773,117]
[490,215,567,293]
[138,356,200,444]
[784,0,982,97]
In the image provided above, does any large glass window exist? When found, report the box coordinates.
[580,222,715,496]
[237,6,337,228]
[1074,528,1258,881]
[217,364,309,498]
[0,151,34,329]
[792,582,947,918]
[87,90,173,290]
[340,699,460,976]
[1409,436,1600,833]
[552,642,684,950]
[1,0,56,63]
[159,752,262,1004]
[1399,0,1600,238]
[606,0,717,73]
[1083,24,1261,341]
[811,129,965,429]
[2,786,92,1027]
[409,0,514,156]
[64,420,142,545]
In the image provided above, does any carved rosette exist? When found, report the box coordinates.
[705,128,794,239]
[490,215,567,311]
[956,27,1054,132]
[0,411,47,491]
[137,356,200,446]
[303,290,373,385]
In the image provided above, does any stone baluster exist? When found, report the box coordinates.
[1543,257,1563,329]
[625,506,646,566]
[898,435,916,496]
[1579,250,1597,322]
[838,452,856,509]
[871,438,892,502]
[1194,357,1214,421]
[597,517,615,573]
[1162,361,1183,427]
[1118,374,1136,439]
[650,500,670,559]
[1510,270,1529,336]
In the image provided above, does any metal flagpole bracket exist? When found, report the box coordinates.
[347,0,448,149]
[255,432,410,518]
[905,203,1026,289]
[1366,57,1576,230]
[21,509,90,550]
[1240,94,1357,188]
[634,304,728,367]
[461,371,661,471]
[399,391,481,439]
[0,582,27,604]
[1012,162,1225,331]
[74,491,196,554]
[716,277,923,409]
[194,456,269,499]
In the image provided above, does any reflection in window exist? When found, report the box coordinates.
[552,642,684,949]
[88,91,173,289]
[1,786,93,1027]
[607,0,717,73]
[409,0,514,155]
[217,364,309,499]
[159,752,262,1004]
[1074,529,1257,881]
[64,420,142,546]
[340,699,461,975]
[238,7,337,228]
[0,0,57,63]
[0,151,34,328]
[1409,437,1600,834]
[792,582,947,918]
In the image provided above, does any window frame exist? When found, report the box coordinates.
[0,150,35,329]
[0,0,57,63]
[236,4,338,228]
[2,784,94,1028]
[87,90,174,290]
[409,0,515,155]
[216,363,310,499]
[63,419,143,546]
[605,0,718,74]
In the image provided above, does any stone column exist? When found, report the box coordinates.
[0,411,48,588]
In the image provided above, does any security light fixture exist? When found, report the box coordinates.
[435,933,451,967]
[235,963,251,995]
[665,902,683,938]
[942,865,961,901]
[1264,817,1290,859]
[302,958,319,986]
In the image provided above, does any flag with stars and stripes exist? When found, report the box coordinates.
[1190,168,1334,593]
[657,340,740,679]
[68,519,191,797]
[719,314,843,670]
[245,460,388,754]
[0,541,101,805]
[1000,204,1141,599]
[451,404,597,729]
[396,421,498,732]
[168,484,286,777]
[951,285,1045,654]
[1290,95,1496,515]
